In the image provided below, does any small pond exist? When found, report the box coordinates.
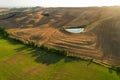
[65,28,84,33]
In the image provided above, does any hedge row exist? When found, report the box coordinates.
[1,26,120,73]
[26,41,68,56]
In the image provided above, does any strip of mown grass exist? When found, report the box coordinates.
[0,30,120,80]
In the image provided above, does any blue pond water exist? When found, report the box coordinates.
[65,28,84,33]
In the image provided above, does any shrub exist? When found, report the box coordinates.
[0,26,9,37]
[39,45,49,51]
[110,65,120,73]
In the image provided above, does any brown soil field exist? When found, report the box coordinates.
[0,6,120,65]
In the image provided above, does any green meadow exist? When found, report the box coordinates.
[0,35,119,80]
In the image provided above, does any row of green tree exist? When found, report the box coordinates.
[1,26,120,73]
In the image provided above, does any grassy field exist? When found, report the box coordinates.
[0,35,119,80]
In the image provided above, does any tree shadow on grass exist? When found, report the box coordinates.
[114,69,120,79]
[31,50,80,65]
[108,68,113,74]
[116,71,120,79]
[15,45,81,65]
[29,48,81,65]
[108,68,120,79]
[30,48,64,65]
[64,56,81,62]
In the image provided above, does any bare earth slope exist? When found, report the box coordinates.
[0,6,120,65]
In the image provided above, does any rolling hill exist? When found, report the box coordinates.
[0,6,120,65]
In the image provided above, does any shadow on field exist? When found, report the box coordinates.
[116,71,120,78]
[108,68,120,79]
[30,48,64,65]
[15,45,81,65]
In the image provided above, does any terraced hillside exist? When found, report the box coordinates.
[0,6,120,65]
